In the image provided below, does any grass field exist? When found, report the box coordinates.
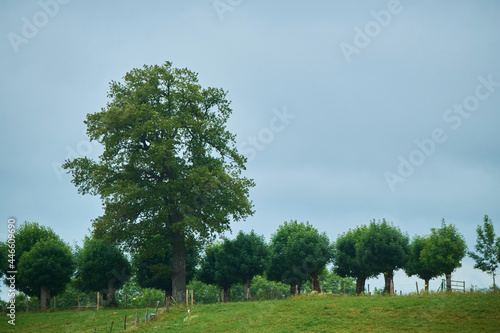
[1,292,499,332]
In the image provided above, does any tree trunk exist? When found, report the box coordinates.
[290,283,301,295]
[40,286,50,310]
[171,230,186,303]
[493,273,497,293]
[310,272,321,293]
[107,286,116,307]
[243,279,251,300]
[424,278,430,291]
[446,272,452,291]
[223,287,231,302]
[356,277,366,295]
[383,271,394,294]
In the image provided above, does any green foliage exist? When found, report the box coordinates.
[469,215,500,287]
[333,225,373,284]
[62,61,254,250]
[75,238,131,303]
[319,267,356,294]
[132,234,198,294]
[17,239,74,298]
[198,242,239,291]
[267,220,332,291]
[420,219,467,276]
[227,230,270,284]
[405,235,441,284]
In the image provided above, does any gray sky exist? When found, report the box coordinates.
[1,0,499,296]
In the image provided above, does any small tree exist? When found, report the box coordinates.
[469,215,500,292]
[268,220,332,294]
[229,230,270,299]
[358,219,410,294]
[17,239,74,310]
[333,225,375,294]
[198,242,239,302]
[405,235,441,291]
[420,219,467,291]
[76,238,131,306]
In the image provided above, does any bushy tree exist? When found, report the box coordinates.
[358,219,409,293]
[198,242,239,302]
[75,238,131,306]
[420,219,467,291]
[319,267,356,294]
[333,225,375,294]
[469,215,500,291]
[228,230,270,299]
[17,239,74,310]
[63,61,255,301]
[0,221,73,310]
[405,235,441,291]
[268,220,332,294]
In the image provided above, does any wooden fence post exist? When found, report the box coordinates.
[97,292,100,311]
[191,290,194,306]
[109,320,113,333]
[156,300,159,316]
[135,309,139,326]
[26,297,29,312]
[344,283,346,295]
[146,307,149,322]
[367,284,370,295]
[186,289,189,306]
[390,280,393,296]
[166,296,170,313]
[222,289,225,303]
[124,315,127,330]
[415,282,419,295]
[78,295,80,309]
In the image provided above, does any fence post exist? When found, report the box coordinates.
[109,320,113,333]
[124,315,127,330]
[191,290,194,306]
[54,297,56,310]
[166,296,170,313]
[415,282,419,295]
[135,309,139,326]
[156,300,159,316]
[78,295,80,309]
[344,283,346,295]
[146,307,149,322]
[26,297,29,312]
[148,291,151,307]
[367,284,370,295]
[186,289,189,306]
[97,292,100,311]
[390,280,393,296]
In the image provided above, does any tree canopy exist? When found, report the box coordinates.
[405,235,441,291]
[267,220,332,294]
[469,215,500,291]
[420,219,467,291]
[75,238,131,306]
[63,61,254,300]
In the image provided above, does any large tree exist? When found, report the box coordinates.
[63,62,254,301]
[358,219,410,294]
[132,232,198,300]
[75,238,131,306]
[420,219,467,291]
[405,235,441,291]
[268,220,332,295]
[469,215,500,292]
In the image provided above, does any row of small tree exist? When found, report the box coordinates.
[1,215,498,310]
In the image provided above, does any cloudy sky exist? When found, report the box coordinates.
[1,0,499,296]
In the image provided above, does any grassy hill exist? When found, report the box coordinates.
[1,292,499,332]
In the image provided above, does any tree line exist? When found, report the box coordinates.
[1,215,498,309]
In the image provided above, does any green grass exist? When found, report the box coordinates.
[1,293,499,332]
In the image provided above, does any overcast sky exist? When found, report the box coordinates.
[1,0,499,297]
